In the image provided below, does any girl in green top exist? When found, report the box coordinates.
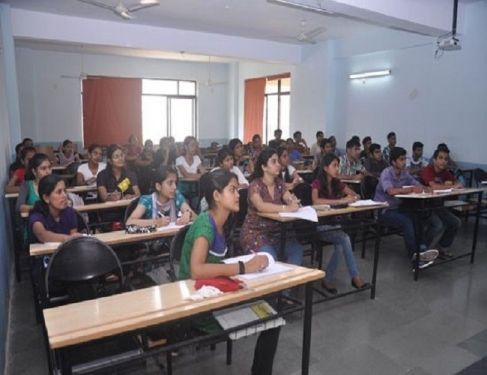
[16,153,52,214]
[179,169,280,375]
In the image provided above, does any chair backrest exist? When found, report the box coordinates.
[123,197,140,225]
[74,210,90,234]
[236,188,248,227]
[293,182,312,206]
[473,168,487,187]
[360,175,379,200]
[168,225,191,282]
[45,236,124,303]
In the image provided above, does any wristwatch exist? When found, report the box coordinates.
[238,261,245,275]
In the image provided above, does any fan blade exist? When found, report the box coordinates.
[115,9,135,19]
[305,27,326,39]
[128,0,160,12]
[78,0,114,11]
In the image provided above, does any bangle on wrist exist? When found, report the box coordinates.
[238,261,245,275]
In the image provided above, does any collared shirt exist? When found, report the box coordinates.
[364,158,389,178]
[338,155,365,176]
[374,166,419,209]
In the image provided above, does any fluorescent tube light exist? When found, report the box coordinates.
[349,70,391,80]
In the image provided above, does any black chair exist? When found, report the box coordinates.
[123,197,140,226]
[293,182,312,206]
[44,237,145,374]
[168,225,191,282]
[360,175,379,200]
[74,210,90,234]
[45,236,125,304]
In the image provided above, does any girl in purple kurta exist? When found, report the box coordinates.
[240,148,303,265]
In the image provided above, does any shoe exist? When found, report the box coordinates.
[438,250,454,260]
[351,279,371,290]
[321,281,338,295]
[411,249,439,263]
[412,260,434,271]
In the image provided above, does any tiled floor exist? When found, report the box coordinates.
[5,222,487,375]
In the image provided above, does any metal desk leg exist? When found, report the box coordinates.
[301,282,313,375]
[279,223,286,261]
[470,191,482,264]
[370,223,382,299]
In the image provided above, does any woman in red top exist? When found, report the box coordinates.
[6,146,36,193]
[311,153,368,294]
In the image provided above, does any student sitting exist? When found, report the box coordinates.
[175,136,204,179]
[135,139,156,194]
[179,169,280,375]
[360,136,372,161]
[382,131,397,164]
[6,146,36,194]
[96,144,141,202]
[9,143,24,178]
[337,138,366,181]
[374,147,438,269]
[248,134,264,165]
[16,153,53,214]
[123,134,141,171]
[57,139,80,167]
[240,148,303,265]
[211,148,249,189]
[285,138,301,162]
[293,131,308,154]
[328,135,341,157]
[277,146,302,191]
[75,144,106,187]
[310,131,324,159]
[420,148,462,259]
[127,166,194,227]
[29,174,79,243]
[229,138,253,176]
[268,129,283,150]
[312,154,369,294]
[406,141,428,176]
[364,143,388,178]
[154,137,173,168]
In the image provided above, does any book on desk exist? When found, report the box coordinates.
[213,300,285,340]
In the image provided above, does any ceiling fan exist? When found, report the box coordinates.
[296,26,327,44]
[199,56,227,90]
[77,0,160,20]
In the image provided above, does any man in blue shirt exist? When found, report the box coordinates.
[375,147,439,269]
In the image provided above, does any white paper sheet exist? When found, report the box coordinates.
[349,199,388,207]
[278,206,318,222]
[223,253,292,280]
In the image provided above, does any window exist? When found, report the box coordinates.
[142,79,196,142]
[264,77,290,143]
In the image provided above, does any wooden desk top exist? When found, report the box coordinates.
[6,185,97,200]
[258,204,384,223]
[51,165,67,171]
[296,169,313,174]
[21,198,134,218]
[30,224,184,257]
[43,265,324,349]
[395,187,485,199]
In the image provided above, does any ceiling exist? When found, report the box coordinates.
[4,0,385,44]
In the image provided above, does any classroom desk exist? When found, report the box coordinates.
[5,185,97,200]
[259,204,385,300]
[44,265,324,374]
[20,198,134,218]
[395,187,485,280]
[30,225,184,257]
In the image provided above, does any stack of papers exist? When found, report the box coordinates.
[278,206,318,222]
[433,189,452,194]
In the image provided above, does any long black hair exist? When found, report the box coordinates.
[31,174,64,217]
[277,146,292,183]
[317,153,344,199]
[201,169,238,243]
[152,166,178,191]
[252,147,278,180]
[25,153,50,181]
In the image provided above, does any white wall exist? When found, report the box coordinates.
[15,48,229,146]
[330,1,487,165]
